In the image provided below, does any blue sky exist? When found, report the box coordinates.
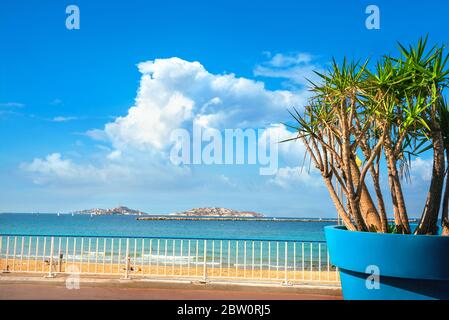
[0,0,448,216]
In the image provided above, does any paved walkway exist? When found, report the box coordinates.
[0,281,341,300]
[0,275,341,300]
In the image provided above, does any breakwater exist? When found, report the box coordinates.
[136,216,340,222]
[136,216,419,223]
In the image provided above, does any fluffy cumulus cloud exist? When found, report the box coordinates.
[22,57,318,189]
[104,57,307,152]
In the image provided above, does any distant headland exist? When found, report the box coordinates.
[169,207,264,218]
[71,206,146,216]
[69,206,264,218]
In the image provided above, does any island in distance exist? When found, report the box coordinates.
[71,206,147,216]
[137,207,265,221]
[70,206,264,218]
[169,207,264,217]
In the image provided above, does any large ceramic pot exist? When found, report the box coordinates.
[325,225,449,300]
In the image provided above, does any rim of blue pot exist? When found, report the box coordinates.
[325,224,444,237]
[325,224,449,280]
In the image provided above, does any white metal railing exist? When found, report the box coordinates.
[0,234,339,284]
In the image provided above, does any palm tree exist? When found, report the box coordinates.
[286,37,449,235]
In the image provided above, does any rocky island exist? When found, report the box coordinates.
[169,207,264,217]
[136,207,267,221]
[72,206,146,216]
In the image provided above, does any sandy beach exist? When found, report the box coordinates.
[0,258,339,283]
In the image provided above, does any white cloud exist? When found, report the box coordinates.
[254,52,324,87]
[264,52,313,68]
[52,116,78,122]
[409,157,433,182]
[85,129,109,141]
[51,99,63,106]
[218,174,236,187]
[107,150,122,160]
[21,153,110,185]
[268,165,321,189]
[103,57,307,152]
[20,152,191,187]
[258,123,306,166]
[22,57,312,188]
[259,123,320,190]
[0,102,24,108]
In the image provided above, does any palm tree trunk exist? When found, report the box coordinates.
[441,147,449,236]
[350,160,382,231]
[370,161,389,233]
[416,120,445,235]
[340,111,366,231]
[323,177,357,231]
[384,141,410,234]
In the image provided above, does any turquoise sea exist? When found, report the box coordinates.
[0,213,332,241]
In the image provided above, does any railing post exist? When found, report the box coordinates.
[122,238,130,280]
[58,253,63,273]
[109,238,114,273]
[179,240,183,276]
[95,238,99,274]
[0,236,2,269]
[310,242,313,281]
[0,236,3,272]
[1,236,9,273]
[172,239,175,276]
[293,242,296,281]
[202,239,208,283]
[57,237,62,273]
[187,240,191,276]
[243,241,247,278]
[219,240,222,277]
[102,238,106,274]
[35,236,40,272]
[20,236,25,272]
[27,237,32,272]
[318,243,322,281]
[12,236,17,272]
[46,237,55,278]
[282,241,290,285]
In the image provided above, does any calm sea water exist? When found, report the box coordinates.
[0,214,336,269]
[0,213,332,241]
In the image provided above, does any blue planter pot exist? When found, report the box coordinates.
[325,225,449,300]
